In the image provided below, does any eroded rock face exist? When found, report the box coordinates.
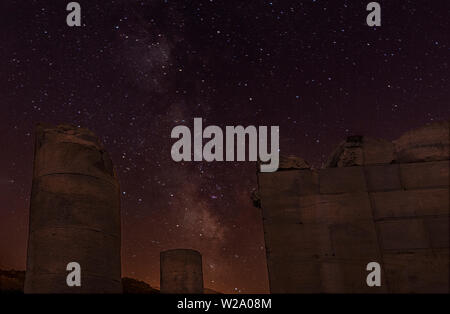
[394,121,449,163]
[324,121,449,167]
[325,136,394,168]
[24,124,122,294]
[279,155,310,170]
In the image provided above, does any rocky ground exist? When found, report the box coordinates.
[0,269,220,294]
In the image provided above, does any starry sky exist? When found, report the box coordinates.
[0,0,448,293]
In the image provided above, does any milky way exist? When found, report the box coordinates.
[0,1,448,293]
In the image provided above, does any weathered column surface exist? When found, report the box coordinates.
[160,249,203,294]
[24,124,122,293]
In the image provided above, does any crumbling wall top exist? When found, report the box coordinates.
[265,120,449,171]
[35,123,104,151]
[393,120,449,163]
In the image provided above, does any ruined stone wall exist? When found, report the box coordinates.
[257,121,449,293]
[24,124,122,293]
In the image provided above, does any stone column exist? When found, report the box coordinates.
[24,124,122,293]
[160,249,203,293]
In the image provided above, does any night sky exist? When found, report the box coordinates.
[0,0,448,293]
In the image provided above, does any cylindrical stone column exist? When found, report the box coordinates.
[24,124,122,293]
[160,249,203,294]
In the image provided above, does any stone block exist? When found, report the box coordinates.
[383,249,449,293]
[258,169,319,198]
[258,170,318,220]
[30,175,121,235]
[371,188,449,219]
[424,217,449,248]
[267,258,322,293]
[364,164,401,191]
[400,161,449,189]
[260,196,300,221]
[263,222,332,258]
[329,222,381,259]
[35,141,117,186]
[319,167,367,194]
[320,260,387,293]
[319,261,346,293]
[26,227,121,285]
[298,193,373,224]
[378,219,429,250]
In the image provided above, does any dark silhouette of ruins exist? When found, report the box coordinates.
[20,121,448,294]
[256,121,449,293]
[22,124,208,294]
